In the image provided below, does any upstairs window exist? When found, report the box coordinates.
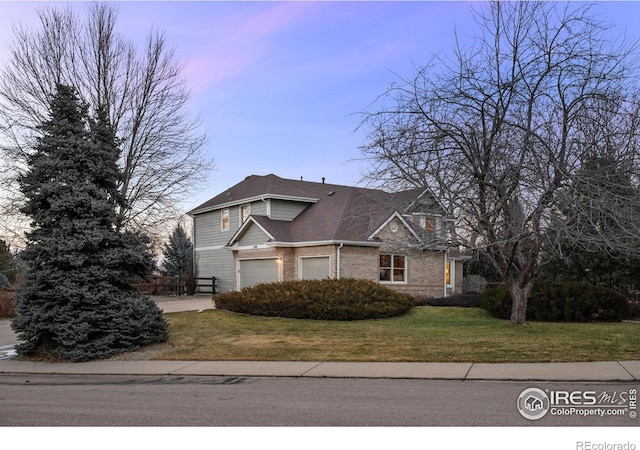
[221,208,229,231]
[379,254,406,283]
[414,215,436,233]
[240,204,250,223]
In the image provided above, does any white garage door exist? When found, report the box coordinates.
[239,259,279,289]
[300,256,330,280]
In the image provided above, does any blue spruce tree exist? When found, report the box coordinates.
[12,85,168,361]
[162,224,193,278]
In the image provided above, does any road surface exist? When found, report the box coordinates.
[1,374,637,427]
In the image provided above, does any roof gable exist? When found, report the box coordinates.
[227,217,274,247]
[368,211,419,240]
[227,215,293,247]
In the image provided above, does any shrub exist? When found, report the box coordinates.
[214,278,414,321]
[479,285,513,319]
[414,291,481,307]
[480,280,630,322]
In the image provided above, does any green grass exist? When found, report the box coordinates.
[156,306,640,363]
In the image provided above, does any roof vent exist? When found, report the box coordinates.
[328,191,335,196]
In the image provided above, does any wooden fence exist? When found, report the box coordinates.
[132,276,185,296]
[132,276,218,296]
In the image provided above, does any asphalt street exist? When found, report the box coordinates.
[1,373,638,427]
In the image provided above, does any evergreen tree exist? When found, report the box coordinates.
[540,152,640,291]
[162,223,196,295]
[12,84,168,362]
[162,224,193,277]
[0,273,9,291]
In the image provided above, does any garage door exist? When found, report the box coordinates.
[239,259,279,289]
[300,256,330,280]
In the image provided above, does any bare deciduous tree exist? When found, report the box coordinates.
[0,3,212,243]
[359,1,640,324]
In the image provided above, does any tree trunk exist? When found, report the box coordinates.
[509,279,534,325]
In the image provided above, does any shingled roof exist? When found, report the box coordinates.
[190,174,353,213]
[192,174,446,245]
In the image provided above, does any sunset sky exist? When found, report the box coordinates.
[2,1,640,212]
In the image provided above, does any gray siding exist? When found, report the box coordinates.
[248,200,268,216]
[237,223,270,247]
[269,199,310,221]
[194,248,233,293]
[193,212,217,248]
[192,198,311,293]
[193,207,242,293]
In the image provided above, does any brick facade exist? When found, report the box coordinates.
[233,242,457,298]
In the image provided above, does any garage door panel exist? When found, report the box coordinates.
[300,256,330,280]
[239,259,278,289]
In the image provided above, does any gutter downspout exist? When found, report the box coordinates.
[261,196,270,218]
[337,242,344,279]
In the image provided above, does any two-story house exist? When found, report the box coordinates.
[188,174,465,297]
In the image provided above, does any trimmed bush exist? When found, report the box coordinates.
[214,278,414,321]
[480,280,630,322]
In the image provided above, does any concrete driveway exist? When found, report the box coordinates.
[0,319,15,347]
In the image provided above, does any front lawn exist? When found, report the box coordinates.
[154,307,640,363]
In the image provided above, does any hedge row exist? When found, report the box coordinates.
[480,280,630,322]
[214,278,414,321]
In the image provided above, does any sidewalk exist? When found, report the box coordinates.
[1,296,639,381]
[1,358,639,381]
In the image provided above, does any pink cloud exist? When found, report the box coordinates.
[180,2,320,94]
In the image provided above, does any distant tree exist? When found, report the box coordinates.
[161,223,193,278]
[540,152,640,291]
[0,2,212,242]
[12,84,168,362]
[0,239,18,284]
[359,2,640,324]
[161,223,197,295]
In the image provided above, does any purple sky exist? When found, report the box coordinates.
[2,1,640,213]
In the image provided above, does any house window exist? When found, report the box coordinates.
[221,208,229,231]
[240,204,250,223]
[379,254,406,283]
[445,260,455,287]
[414,215,436,233]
